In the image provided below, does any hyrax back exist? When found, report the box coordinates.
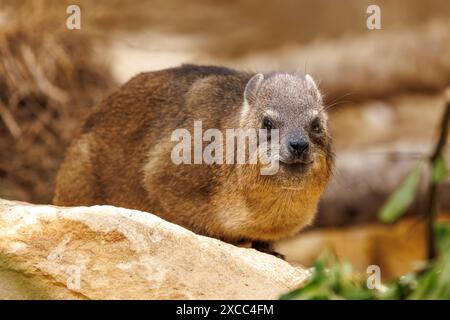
[54,64,333,244]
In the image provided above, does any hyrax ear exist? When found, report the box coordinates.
[305,74,318,91]
[244,73,264,105]
[305,74,322,102]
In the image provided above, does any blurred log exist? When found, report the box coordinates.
[314,143,450,228]
[234,20,450,103]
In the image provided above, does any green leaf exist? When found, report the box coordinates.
[379,164,422,224]
[432,155,449,183]
[436,222,450,251]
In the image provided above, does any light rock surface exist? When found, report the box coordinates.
[0,199,308,299]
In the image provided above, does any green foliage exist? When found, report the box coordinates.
[409,223,450,299]
[378,155,448,225]
[282,223,450,300]
[432,155,449,183]
[378,164,422,224]
[280,254,375,300]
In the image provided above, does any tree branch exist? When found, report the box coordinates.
[427,99,450,260]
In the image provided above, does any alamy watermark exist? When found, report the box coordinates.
[66,5,381,31]
[66,5,81,30]
[366,5,381,30]
[367,265,382,290]
[171,121,280,175]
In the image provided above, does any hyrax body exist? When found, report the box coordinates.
[54,65,333,249]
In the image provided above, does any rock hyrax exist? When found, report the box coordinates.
[54,64,333,254]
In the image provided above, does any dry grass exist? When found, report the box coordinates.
[0,1,115,203]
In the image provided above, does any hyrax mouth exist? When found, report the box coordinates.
[279,159,314,175]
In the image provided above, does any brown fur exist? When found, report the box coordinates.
[54,65,333,245]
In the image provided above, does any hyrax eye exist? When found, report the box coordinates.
[262,117,274,130]
[310,118,322,133]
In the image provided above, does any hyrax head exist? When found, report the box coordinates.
[241,72,333,180]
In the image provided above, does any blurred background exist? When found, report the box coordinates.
[1,0,449,280]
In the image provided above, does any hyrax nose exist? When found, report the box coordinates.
[289,139,309,156]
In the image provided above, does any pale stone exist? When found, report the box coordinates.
[0,199,308,300]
